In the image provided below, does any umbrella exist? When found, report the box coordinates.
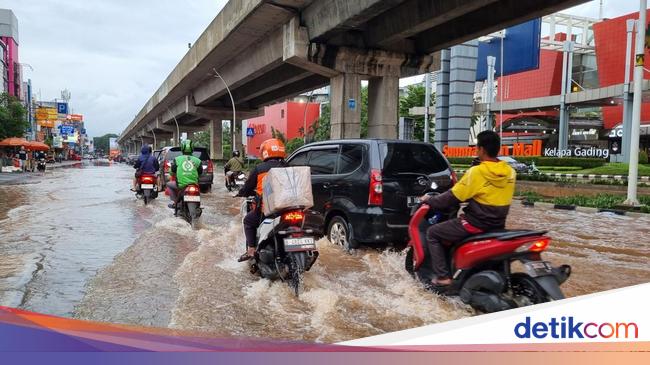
[0,137,29,147]
[26,141,50,151]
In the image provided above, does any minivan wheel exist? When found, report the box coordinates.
[328,216,351,250]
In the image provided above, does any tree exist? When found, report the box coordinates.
[93,133,118,154]
[399,84,433,141]
[193,131,210,148]
[0,93,28,140]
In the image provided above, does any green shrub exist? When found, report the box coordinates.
[639,150,649,164]
[446,157,475,165]
[516,157,606,169]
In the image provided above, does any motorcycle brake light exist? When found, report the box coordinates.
[282,211,304,225]
[516,238,550,253]
[141,176,155,184]
[185,185,200,196]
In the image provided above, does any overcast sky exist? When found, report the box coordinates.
[0,0,644,137]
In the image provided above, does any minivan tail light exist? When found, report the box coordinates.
[207,160,214,173]
[451,170,458,185]
[368,169,383,206]
[164,161,171,173]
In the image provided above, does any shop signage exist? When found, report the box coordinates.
[35,107,58,121]
[67,114,83,121]
[249,123,266,135]
[59,125,75,135]
[57,102,68,115]
[543,147,610,159]
[53,136,63,148]
[37,120,56,128]
[443,140,543,158]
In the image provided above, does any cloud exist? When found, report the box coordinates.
[0,0,227,137]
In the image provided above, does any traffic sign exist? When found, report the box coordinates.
[348,98,356,110]
[57,102,68,114]
[246,127,255,137]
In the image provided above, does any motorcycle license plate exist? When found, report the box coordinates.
[407,196,419,207]
[235,180,245,186]
[140,184,154,189]
[284,237,316,252]
[184,195,201,202]
[524,261,553,278]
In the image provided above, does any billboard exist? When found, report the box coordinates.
[476,18,542,80]
[109,138,118,150]
[35,107,58,121]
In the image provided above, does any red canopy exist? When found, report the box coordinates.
[26,141,50,151]
[0,137,29,147]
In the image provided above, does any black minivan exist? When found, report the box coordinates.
[286,139,456,249]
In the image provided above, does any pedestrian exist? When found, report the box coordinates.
[18,147,27,172]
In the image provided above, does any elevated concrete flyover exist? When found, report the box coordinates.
[118,0,587,155]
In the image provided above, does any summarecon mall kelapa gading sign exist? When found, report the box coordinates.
[443,140,610,159]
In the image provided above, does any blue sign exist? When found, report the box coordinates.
[59,125,74,135]
[348,99,356,110]
[476,18,541,81]
[57,102,68,114]
[81,128,86,135]
[246,127,255,137]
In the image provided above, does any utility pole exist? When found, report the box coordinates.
[486,56,496,131]
[622,19,637,163]
[424,72,431,142]
[625,0,647,206]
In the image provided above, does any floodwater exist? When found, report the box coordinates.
[0,163,648,343]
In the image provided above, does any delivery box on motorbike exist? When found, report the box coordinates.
[262,166,314,216]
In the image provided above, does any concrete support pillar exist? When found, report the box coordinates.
[209,119,223,160]
[232,119,243,155]
[447,41,478,147]
[434,49,451,150]
[367,76,399,139]
[330,73,361,139]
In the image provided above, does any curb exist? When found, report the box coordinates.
[519,200,648,217]
[456,169,650,181]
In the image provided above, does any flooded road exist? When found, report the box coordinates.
[1,163,649,342]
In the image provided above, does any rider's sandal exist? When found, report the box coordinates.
[237,253,253,262]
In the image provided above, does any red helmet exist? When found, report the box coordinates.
[259,138,286,161]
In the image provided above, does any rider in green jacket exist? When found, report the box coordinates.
[167,140,203,209]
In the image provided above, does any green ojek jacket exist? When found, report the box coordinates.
[171,155,202,189]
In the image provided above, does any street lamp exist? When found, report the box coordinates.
[624,0,647,207]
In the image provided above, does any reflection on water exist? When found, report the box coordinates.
[1,164,649,342]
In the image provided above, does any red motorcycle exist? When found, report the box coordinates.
[405,191,571,313]
[136,173,158,205]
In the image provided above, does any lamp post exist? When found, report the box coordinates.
[624,0,647,206]
[622,19,637,163]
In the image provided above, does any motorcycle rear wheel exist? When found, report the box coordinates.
[509,273,548,305]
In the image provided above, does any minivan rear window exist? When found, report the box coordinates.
[380,143,448,176]
[166,148,210,161]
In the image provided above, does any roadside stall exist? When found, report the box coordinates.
[0,137,30,172]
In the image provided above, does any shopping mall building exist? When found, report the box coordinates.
[491,10,650,160]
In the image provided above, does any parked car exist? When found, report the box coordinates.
[286,139,456,249]
[497,156,528,173]
[159,146,214,193]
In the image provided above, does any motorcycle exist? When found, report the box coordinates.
[240,197,322,296]
[226,171,246,192]
[37,158,46,172]
[527,161,541,175]
[175,183,203,228]
[405,179,571,313]
[136,173,158,205]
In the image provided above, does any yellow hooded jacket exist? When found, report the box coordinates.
[426,160,516,230]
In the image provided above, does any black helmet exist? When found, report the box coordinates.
[232,150,240,157]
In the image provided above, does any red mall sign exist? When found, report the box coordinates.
[443,140,543,158]
[249,123,266,135]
